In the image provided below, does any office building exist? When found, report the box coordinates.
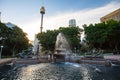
[5,22,16,28]
[69,19,76,27]
[100,8,120,22]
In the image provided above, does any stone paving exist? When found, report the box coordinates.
[0,58,14,65]
[104,55,120,61]
[0,55,120,65]
[12,58,39,64]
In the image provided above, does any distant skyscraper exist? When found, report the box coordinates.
[5,22,16,28]
[69,19,76,27]
[0,12,1,23]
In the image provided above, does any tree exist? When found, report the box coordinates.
[0,23,12,56]
[84,20,120,53]
[0,22,30,56]
[0,23,11,40]
[37,29,59,51]
[59,27,82,51]
[106,20,120,52]
[7,26,30,56]
[84,23,108,49]
[37,26,82,53]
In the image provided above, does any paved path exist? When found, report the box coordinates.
[104,55,120,61]
[0,58,15,65]
[12,58,39,64]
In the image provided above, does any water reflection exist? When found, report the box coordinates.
[0,63,120,80]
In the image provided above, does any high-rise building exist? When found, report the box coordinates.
[0,12,1,23]
[100,8,120,22]
[69,19,76,27]
[5,22,16,28]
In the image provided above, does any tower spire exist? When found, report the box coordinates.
[40,6,45,33]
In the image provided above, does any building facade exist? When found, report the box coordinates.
[5,22,16,28]
[69,19,76,27]
[33,34,42,55]
[100,8,120,22]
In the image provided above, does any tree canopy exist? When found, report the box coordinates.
[84,20,120,52]
[59,27,82,50]
[37,30,59,51]
[0,22,31,56]
[37,26,82,52]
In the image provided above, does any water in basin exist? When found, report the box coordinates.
[0,62,120,80]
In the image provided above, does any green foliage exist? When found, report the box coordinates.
[59,27,82,50]
[8,26,30,55]
[37,27,82,52]
[0,22,30,56]
[84,20,120,50]
[0,23,11,39]
[84,23,108,48]
[37,30,59,51]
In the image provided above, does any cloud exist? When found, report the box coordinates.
[18,1,120,40]
[44,1,120,29]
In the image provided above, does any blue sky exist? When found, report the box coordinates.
[0,0,120,40]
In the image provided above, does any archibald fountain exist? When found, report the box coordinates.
[0,33,120,80]
[53,33,72,62]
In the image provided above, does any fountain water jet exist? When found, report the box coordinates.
[53,33,72,62]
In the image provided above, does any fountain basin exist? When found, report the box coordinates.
[0,62,120,80]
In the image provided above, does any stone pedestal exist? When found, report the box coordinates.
[53,54,65,62]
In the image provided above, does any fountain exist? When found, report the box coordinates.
[53,33,72,62]
[0,33,120,80]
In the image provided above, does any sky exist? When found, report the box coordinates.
[0,0,120,41]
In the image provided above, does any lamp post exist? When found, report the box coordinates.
[40,6,45,33]
[74,47,76,56]
[0,45,3,59]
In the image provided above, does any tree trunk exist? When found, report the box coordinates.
[12,45,16,56]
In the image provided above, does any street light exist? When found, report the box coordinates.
[74,47,76,56]
[0,45,3,59]
[40,6,45,33]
